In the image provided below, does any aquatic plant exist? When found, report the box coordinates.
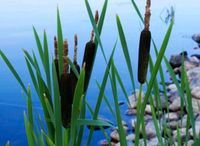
[1,0,200,145]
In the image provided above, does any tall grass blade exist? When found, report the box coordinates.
[41,130,56,146]
[111,60,127,146]
[57,8,64,77]
[52,62,62,146]
[43,31,51,93]
[116,15,135,92]
[0,50,27,95]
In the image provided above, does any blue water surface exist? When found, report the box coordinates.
[0,0,200,145]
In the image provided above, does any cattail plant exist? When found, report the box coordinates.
[54,36,60,85]
[60,40,72,128]
[82,10,99,92]
[137,0,151,84]
[70,34,80,99]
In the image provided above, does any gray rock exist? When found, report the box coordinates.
[145,104,152,115]
[153,94,169,109]
[164,112,179,121]
[125,108,137,116]
[169,51,188,69]
[191,86,200,99]
[110,129,120,142]
[189,121,200,137]
[192,98,200,113]
[115,141,134,146]
[128,90,145,108]
[145,120,157,139]
[172,127,187,141]
[184,60,198,71]
[167,84,178,92]
[192,34,200,46]
[126,133,135,141]
[187,67,200,89]
[169,97,181,111]
[184,139,194,146]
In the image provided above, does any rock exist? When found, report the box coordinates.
[126,133,135,141]
[191,86,200,99]
[184,60,198,71]
[189,121,200,137]
[166,121,179,129]
[145,120,157,139]
[191,54,200,60]
[167,84,178,92]
[110,130,120,142]
[164,112,179,121]
[115,141,134,146]
[169,91,180,103]
[192,98,200,113]
[131,119,137,130]
[145,104,152,115]
[187,67,200,89]
[169,97,181,111]
[125,108,137,116]
[172,127,187,141]
[190,56,200,63]
[184,140,194,146]
[128,90,145,108]
[144,115,153,122]
[153,94,169,109]
[169,51,188,69]
[99,139,109,146]
[192,34,200,46]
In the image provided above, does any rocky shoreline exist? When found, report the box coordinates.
[100,34,200,146]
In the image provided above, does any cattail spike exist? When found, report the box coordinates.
[63,40,69,74]
[144,0,151,31]
[90,10,99,42]
[74,34,78,64]
[95,10,99,24]
[54,36,58,59]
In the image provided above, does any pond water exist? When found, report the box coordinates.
[0,0,200,145]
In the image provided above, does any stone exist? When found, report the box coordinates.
[184,60,198,71]
[190,56,200,63]
[187,67,200,89]
[167,84,178,92]
[164,112,179,121]
[110,130,120,142]
[191,86,200,99]
[172,128,187,141]
[184,140,194,146]
[125,108,137,116]
[144,115,153,122]
[126,133,135,141]
[128,90,145,108]
[169,97,181,111]
[115,141,134,146]
[192,34,200,46]
[145,120,157,139]
[191,54,200,60]
[192,98,200,113]
[131,119,137,130]
[164,121,179,130]
[145,104,152,115]
[153,94,169,109]
[169,51,188,69]
[189,121,200,137]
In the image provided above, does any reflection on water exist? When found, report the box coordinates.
[0,0,200,145]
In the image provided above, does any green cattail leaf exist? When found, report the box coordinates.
[0,50,27,95]
[52,61,62,146]
[24,112,35,146]
[41,130,56,146]
[57,8,64,77]
[116,15,136,92]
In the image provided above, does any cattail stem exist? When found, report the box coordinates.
[74,34,78,64]
[144,0,151,31]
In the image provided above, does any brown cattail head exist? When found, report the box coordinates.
[144,0,151,31]
[74,34,78,64]
[90,10,99,42]
[54,36,58,60]
[63,40,69,74]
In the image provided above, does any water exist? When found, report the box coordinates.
[0,0,200,145]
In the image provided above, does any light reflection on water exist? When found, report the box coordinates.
[0,0,200,145]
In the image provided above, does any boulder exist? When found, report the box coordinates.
[191,86,200,99]
[192,34,200,47]
[169,97,181,111]
[187,67,200,89]
[169,51,188,69]
[128,90,145,108]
